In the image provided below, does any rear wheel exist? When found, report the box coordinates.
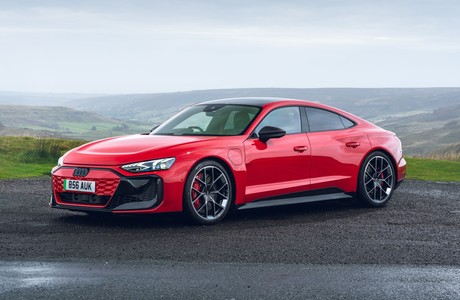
[183,160,233,225]
[358,151,395,207]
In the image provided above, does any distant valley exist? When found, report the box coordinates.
[0,105,150,140]
[0,88,459,157]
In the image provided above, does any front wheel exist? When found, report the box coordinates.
[183,160,233,225]
[357,151,395,207]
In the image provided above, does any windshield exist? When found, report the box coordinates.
[152,104,261,136]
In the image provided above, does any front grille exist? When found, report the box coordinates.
[52,169,163,211]
[106,177,162,210]
[53,175,120,196]
[59,192,111,205]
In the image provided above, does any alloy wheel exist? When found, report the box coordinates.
[363,155,394,204]
[189,165,230,221]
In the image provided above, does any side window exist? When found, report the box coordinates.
[255,107,301,134]
[306,107,354,132]
[340,116,355,128]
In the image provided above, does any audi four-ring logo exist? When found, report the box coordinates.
[73,168,89,177]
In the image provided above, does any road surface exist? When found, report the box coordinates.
[0,178,459,299]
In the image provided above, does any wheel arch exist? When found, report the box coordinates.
[360,147,399,185]
[184,156,237,205]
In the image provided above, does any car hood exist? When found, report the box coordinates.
[63,134,214,166]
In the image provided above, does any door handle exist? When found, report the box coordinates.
[346,142,360,148]
[293,146,308,153]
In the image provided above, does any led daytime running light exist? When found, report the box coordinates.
[122,157,175,172]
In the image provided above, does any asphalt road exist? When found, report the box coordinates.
[0,178,459,299]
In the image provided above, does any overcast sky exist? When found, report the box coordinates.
[0,0,459,93]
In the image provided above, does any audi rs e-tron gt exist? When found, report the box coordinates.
[51,98,406,224]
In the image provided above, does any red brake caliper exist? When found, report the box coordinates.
[192,173,203,209]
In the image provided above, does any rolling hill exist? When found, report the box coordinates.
[65,87,460,156]
[1,88,459,157]
[376,104,460,156]
[67,87,460,123]
[0,105,150,140]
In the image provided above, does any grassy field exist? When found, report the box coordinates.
[1,136,459,182]
[0,136,86,179]
[404,157,460,182]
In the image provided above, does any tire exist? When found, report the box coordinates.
[183,160,233,225]
[357,151,396,207]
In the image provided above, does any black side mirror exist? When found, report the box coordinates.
[258,126,286,143]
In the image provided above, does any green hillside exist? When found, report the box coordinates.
[0,105,150,140]
[377,104,460,156]
[1,88,459,157]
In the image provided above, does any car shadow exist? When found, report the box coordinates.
[53,198,376,229]
[54,211,188,228]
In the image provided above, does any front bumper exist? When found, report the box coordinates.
[51,167,163,212]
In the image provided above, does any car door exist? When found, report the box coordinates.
[243,106,311,202]
[305,107,371,193]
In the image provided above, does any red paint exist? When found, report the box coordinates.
[51,99,406,215]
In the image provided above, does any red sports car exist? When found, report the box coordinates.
[51,98,406,224]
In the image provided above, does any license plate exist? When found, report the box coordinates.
[63,179,96,193]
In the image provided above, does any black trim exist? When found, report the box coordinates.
[237,188,353,210]
[299,106,309,132]
[53,165,125,177]
[258,188,345,201]
[107,177,163,210]
[52,167,164,212]
[201,97,285,106]
[59,193,110,205]
[51,203,113,213]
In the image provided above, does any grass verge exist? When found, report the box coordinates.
[405,157,460,182]
[0,136,86,179]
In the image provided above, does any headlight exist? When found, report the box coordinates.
[57,156,64,167]
[121,157,176,173]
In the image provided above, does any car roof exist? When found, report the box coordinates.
[200,97,315,107]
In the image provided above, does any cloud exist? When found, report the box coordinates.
[0,4,447,48]
[0,1,459,92]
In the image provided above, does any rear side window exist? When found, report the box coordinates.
[306,107,355,132]
[340,116,355,128]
